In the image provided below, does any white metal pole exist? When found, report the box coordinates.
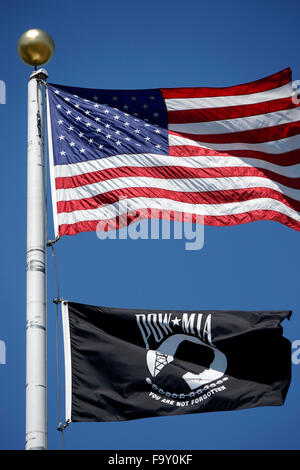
[26,68,48,450]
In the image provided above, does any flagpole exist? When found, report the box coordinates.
[17,29,55,450]
[26,68,48,450]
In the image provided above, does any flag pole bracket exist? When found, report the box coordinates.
[47,236,60,247]
[57,421,69,432]
[53,297,65,304]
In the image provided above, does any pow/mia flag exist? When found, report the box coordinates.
[61,302,292,423]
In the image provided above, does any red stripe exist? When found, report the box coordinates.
[55,165,300,190]
[204,210,300,231]
[57,186,300,214]
[160,68,291,99]
[168,120,300,144]
[59,210,205,236]
[167,97,298,124]
[169,145,300,166]
[58,207,300,236]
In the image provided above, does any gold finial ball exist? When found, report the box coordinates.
[17,29,55,66]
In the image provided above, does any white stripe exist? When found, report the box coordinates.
[169,132,300,154]
[165,83,293,111]
[54,153,300,179]
[55,153,168,178]
[57,196,300,225]
[56,175,300,203]
[61,301,72,424]
[168,107,300,135]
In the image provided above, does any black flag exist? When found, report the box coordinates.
[61,302,292,423]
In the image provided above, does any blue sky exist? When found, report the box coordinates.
[0,0,300,450]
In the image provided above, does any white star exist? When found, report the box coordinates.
[145,136,150,141]
[59,150,66,156]
[154,129,161,134]
[93,96,98,101]
[57,120,63,125]
[79,132,84,138]
[104,109,110,114]
[134,129,140,134]
[75,116,82,121]
[94,103,99,108]
[66,110,72,115]
[143,104,148,109]
[75,104,80,109]
[125,137,131,141]
[124,122,130,127]
[123,105,129,110]
[171,317,181,326]
[131,96,137,101]
[58,135,65,140]
[98,144,104,150]
[149,96,155,100]
[56,104,62,109]
[105,123,111,128]
[112,96,118,101]
[85,110,91,115]
[153,112,159,117]
[106,134,111,139]
[64,97,70,102]
[88,138,94,144]
[116,140,121,145]
[79,148,85,153]
[69,142,75,147]
[115,130,121,135]
[95,117,101,122]
[114,115,120,120]
[144,123,151,127]
[155,144,161,149]
[68,126,74,131]
[54,90,60,95]
[96,128,101,133]
[86,122,92,127]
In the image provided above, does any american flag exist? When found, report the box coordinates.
[46,68,300,237]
